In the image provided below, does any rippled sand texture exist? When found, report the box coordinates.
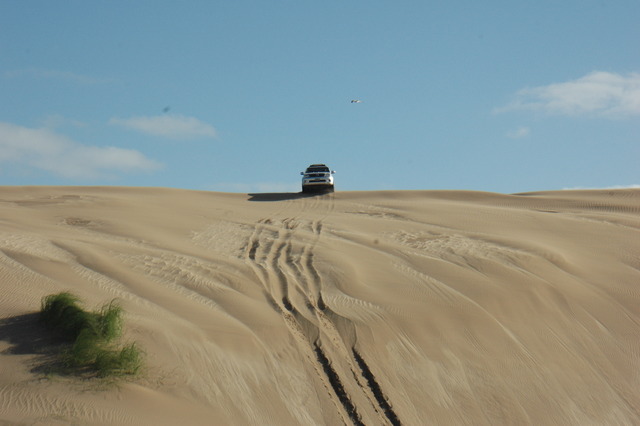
[1,187,639,425]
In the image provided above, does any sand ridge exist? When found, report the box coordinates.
[1,186,639,424]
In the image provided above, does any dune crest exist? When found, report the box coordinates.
[1,187,639,425]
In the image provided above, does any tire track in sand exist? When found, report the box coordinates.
[243,212,362,424]
[242,194,401,425]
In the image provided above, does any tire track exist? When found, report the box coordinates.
[316,307,401,425]
[303,219,325,309]
[353,349,402,426]
[244,218,281,310]
[314,343,365,426]
[245,218,400,425]
[241,197,401,425]
[277,309,359,426]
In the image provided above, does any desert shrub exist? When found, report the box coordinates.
[94,342,142,377]
[39,292,141,378]
[96,300,123,342]
[66,328,101,366]
[40,292,96,341]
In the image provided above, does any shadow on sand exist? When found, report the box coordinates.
[248,191,330,202]
[0,312,63,374]
[1,312,48,355]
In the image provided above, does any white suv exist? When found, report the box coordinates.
[301,164,335,193]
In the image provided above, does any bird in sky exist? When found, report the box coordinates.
[350,99,362,103]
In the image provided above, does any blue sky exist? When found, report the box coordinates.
[1,1,638,193]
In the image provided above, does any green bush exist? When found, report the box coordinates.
[95,342,142,377]
[39,292,142,378]
[40,292,93,341]
[97,300,123,342]
[67,328,101,366]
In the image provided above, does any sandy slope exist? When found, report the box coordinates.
[0,186,639,425]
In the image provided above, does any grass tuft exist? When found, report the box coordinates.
[95,342,142,377]
[39,292,142,378]
[97,300,123,342]
[40,292,91,341]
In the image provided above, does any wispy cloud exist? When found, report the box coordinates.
[496,71,640,118]
[110,115,217,140]
[41,114,89,129]
[0,122,161,179]
[3,67,113,85]
[506,126,530,139]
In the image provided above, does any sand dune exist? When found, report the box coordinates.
[1,186,639,425]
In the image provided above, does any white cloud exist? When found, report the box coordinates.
[0,122,161,179]
[497,71,640,118]
[110,114,217,140]
[506,126,530,139]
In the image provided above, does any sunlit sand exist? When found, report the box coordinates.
[1,186,639,425]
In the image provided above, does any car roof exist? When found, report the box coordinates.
[305,164,330,171]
